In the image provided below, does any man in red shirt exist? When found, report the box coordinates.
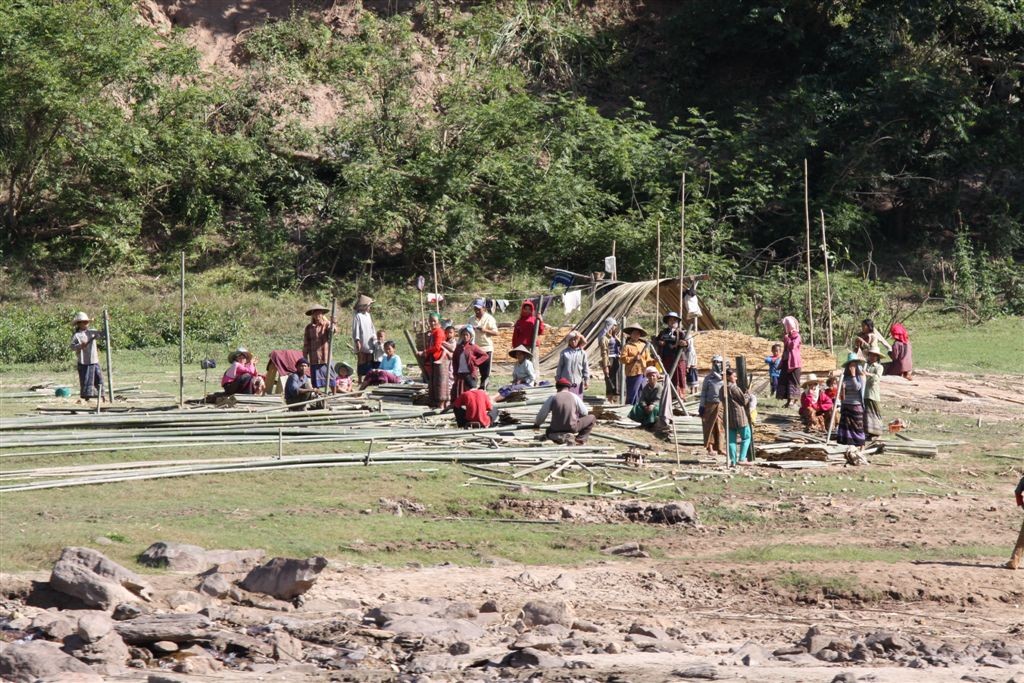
[452,388,495,428]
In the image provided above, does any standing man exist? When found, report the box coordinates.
[1007,475,1024,570]
[470,298,499,390]
[70,312,104,402]
[699,355,725,457]
[351,294,377,381]
[303,304,337,391]
[533,378,596,445]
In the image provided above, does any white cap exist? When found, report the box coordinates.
[644,366,659,376]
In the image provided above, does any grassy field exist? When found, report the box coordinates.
[1,277,1021,574]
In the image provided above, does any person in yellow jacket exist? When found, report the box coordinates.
[620,324,653,404]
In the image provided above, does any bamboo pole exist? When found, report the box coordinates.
[721,353,729,466]
[803,159,814,347]
[431,250,440,314]
[179,252,185,408]
[655,217,661,333]
[679,172,685,313]
[102,310,114,406]
[325,297,337,392]
[611,240,617,281]
[820,209,834,353]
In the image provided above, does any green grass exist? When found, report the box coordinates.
[773,570,869,597]
[717,542,1007,564]
[910,311,1024,374]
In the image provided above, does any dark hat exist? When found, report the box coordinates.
[555,378,573,388]
[296,357,309,366]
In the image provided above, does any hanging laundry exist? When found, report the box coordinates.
[562,289,582,315]
[427,292,445,304]
[528,295,555,315]
[549,271,574,290]
[604,256,617,274]
[494,299,510,312]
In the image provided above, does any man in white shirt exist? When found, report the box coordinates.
[469,298,499,390]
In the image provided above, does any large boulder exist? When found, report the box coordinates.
[384,616,485,644]
[114,613,212,645]
[240,556,327,600]
[520,600,575,628]
[0,641,98,683]
[49,547,153,610]
[139,542,265,573]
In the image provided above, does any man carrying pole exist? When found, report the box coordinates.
[70,312,104,411]
[304,303,337,393]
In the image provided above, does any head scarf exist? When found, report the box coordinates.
[890,323,909,344]
[782,316,800,335]
[519,300,536,321]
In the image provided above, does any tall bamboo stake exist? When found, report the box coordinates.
[611,240,617,281]
[679,172,686,313]
[655,218,661,333]
[721,352,729,466]
[820,209,834,353]
[325,297,337,393]
[431,250,440,314]
[803,159,814,347]
[179,252,185,408]
[103,310,113,405]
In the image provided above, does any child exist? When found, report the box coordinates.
[70,312,104,401]
[377,340,403,377]
[371,329,387,369]
[764,344,782,397]
[333,362,354,393]
[496,345,536,401]
[799,375,827,431]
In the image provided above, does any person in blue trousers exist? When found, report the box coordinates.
[720,368,753,466]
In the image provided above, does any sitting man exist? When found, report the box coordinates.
[285,358,323,410]
[533,377,596,445]
[629,366,663,431]
[452,387,496,428]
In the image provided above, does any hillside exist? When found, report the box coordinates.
[1,0,1022,300]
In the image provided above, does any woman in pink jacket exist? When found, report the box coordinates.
[775,316,803,408]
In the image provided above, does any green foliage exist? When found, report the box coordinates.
[0,305,246,366]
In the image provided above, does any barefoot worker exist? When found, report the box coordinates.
[721,368,753,466]
[776,316,803,408]
[303,304,337,391]
[836,352,866,447]
[628,366,663,431]
[469,298,499,389]
[351,294,377,381]
[885,322,913,379]
[620,324,653,404]
[699,355,726,456]
[533,378,596,445]
[1007,475,1024,571]
[285,358,323,410]
[70,312,104,401]
[555,330,589,396]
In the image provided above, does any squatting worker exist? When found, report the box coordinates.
[351,294,377,380]
[285,358,322,410]
[469,298,499,390]
[70,312,104,401]
[303,304,337,391]
[1007,475,1024,571]
[533,377,596,445]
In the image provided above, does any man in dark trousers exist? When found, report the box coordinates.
[533,378,596,445]
[1007,475,1024,570]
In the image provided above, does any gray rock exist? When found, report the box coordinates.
[449,641,471,655]
[138,542,265,573]
[629,621,671,641]
[866,630,911,653]
[49,547,153,610]
[552,574,576,590]
[368,598,450,625]
[479,600,500,613]
[30,611,78,640]
[829,673,858,683]
[672,664,720,679]
[513,625,568,652]
[240,556,327,600]
[521,600,575,628]
[626,633,686,652]
[114,613,212,644]
[62,631,130,672]
[171,644,221,674]
[269,630,303,661]
[572,619,600,633]
[600,541,649,558]
[112,603,147,621]
[438,601,478,620]
[385,616,485,643]
[729,640,770,666]
[0,640,98,683]
[816,647,842,662]
[196,571,231,598]
[77,612,113,643]
[406,653,458,673]
[150,641,178,655]
[978,655,1010,668]
[660,502,700,525]
[205,628,273,657]
[503,646,565,668]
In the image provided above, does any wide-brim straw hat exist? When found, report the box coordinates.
[355,294,374,308]
[72,311,91,324]
[509,344,532,358]
[623,324,647,337]
[305,304,329,316]
[802,373,821,388]
[864,344,886,358]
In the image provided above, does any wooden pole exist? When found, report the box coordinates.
[179,252,185,408]
[655,218,661,333]
[325,297,337,392]
[611,240,617,281]
[102,309,113,405]
[803,159,815,347]
[418,289,426,335]
[679,172,686,314]
[721,353,729,466]
[431,250,440,314]
[820,209,834,353]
